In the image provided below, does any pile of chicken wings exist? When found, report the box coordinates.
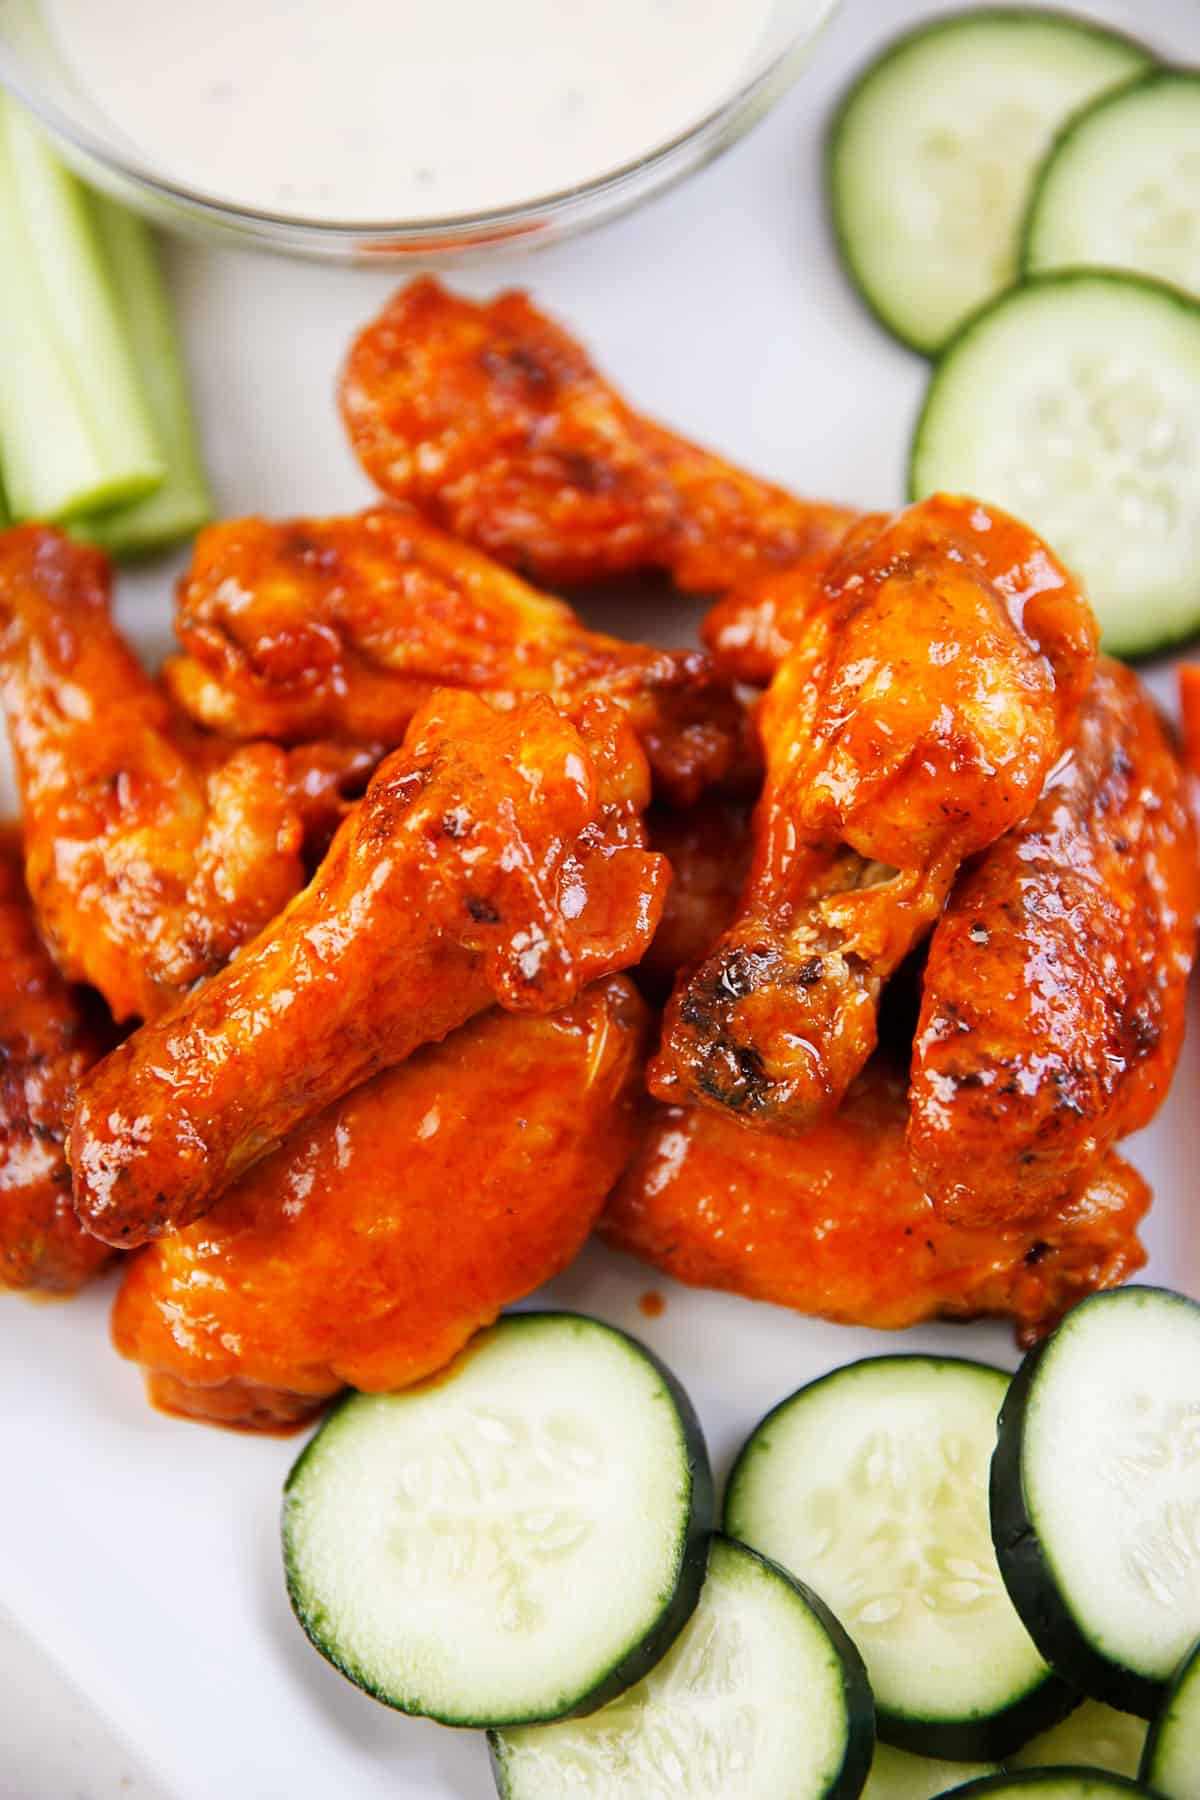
[1,279,1195,1430]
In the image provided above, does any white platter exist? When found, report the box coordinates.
[1,1,1197,1795]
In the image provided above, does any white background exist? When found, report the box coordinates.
[1,0,1197,1794]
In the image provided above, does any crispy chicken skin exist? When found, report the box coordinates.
[341,278,854,592]
[639,799,753,999]
[170,720,381,868]
[0,838,112,1295]
[275,739,383,864]
[650,496,1100,1130]
[70,691,667,1248]
[910,658,1198,1223]
[0,526,308,1023]
[164,507,743,805]
[602,1062,1149,1344]
[702,536,854,687]
[113,977,649,1430]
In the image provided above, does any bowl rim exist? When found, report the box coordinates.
[0,0,838,239]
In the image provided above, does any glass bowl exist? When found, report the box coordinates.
[0,0,838,262]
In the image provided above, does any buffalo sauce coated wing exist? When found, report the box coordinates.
[169,717,382,869]
[909,659,1198,1223]
[638,799,753,999]
[0,526,307,1022]
[70,691,667,1247]
[164,507,743,805]
[650,496,1099,1129]
[0,837,111,1294]
[341,278,854,592]
[702,536,852,687]
[602,1062,1149,1344]
[275,739,383,864]
[112,977,649,1430]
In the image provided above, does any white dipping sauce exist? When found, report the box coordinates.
[44,0,775,222]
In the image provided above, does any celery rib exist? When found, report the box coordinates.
[72,195,213,557]
[0,94,162,522]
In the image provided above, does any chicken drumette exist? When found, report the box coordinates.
[113,976,648,1429]
[909,658,1197,1224]
[650,496,1099,1130]
[341,278,854,592]
[163,506,745,805]
[71,691,667,1247]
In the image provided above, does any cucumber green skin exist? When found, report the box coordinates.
[766,1540,876,1800]
[488,1534,876,1800]
[1019,70,1200,282]
[932,1773,1154,1798]
[725,1355,1076,1764]
[825,8,1153,357]
[908,269,1200,661]
[1139,1635,1200,1792]
[280,1310,715,1727]
[487,1727,522,1796]
[991,1288,1200,1720]
[878,1670,1077,1766]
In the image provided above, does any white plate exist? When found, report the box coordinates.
[1,2,1197,1796]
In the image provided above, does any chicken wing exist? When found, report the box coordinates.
[112,976,648,1429]
[0,526,310,1022]
[602,1062,1149,1344]
[909,658,1197,1224]
[170,720,382,867]
[163,506,743,805]
[638,798,753,999]
[71,691,667,1247]
[340,278,854,592]
[650,496,1099,1129]
[701,537,851,686]
[0,836,112,1295]
[275,739,383,863]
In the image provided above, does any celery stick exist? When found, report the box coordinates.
[72,195,212,557]
[0,112,112,520]
[0,95,162,521]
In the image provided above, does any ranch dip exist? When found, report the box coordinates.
[44,0,776,222]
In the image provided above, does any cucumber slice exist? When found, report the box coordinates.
[930,1777,1152,1799]
[991,1286,1200,1719]
[724,1357,1072,1762]
[282,1312,714,1727]
[1024,73,1200,302]
[827,10,1150,353]
[909,272,1200,656]
[864,1745,998,1800]
[490,1536,874,1800]
[1141,1638,1200,1797]
[1008,1700,1146,1777]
